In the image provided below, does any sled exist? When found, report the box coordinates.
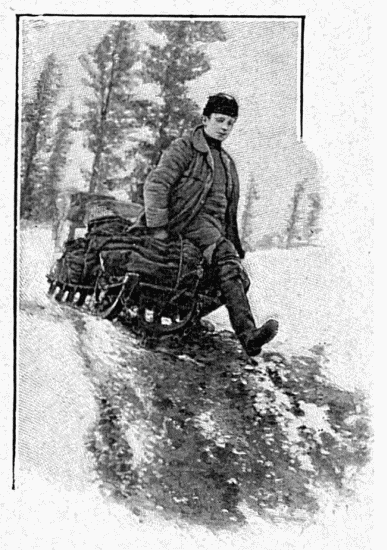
[47,194,223,338]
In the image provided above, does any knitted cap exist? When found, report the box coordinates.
[202,93,239,118]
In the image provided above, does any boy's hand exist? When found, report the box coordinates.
[152,228,168,241]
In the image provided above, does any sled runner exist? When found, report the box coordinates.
[47,195,224,337]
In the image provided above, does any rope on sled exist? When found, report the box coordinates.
[173,234,185,293]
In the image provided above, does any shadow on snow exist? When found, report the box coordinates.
[83,324,370,527]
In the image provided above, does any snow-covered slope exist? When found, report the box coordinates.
[209,245,372,392]
[5,224,373,550]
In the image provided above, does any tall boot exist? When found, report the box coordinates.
[219,273,278,356]
[213,238,278,356]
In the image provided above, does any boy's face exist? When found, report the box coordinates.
[202,113,237,142]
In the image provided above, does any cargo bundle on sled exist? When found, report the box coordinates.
[47,193,223,337]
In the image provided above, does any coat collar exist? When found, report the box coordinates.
[191,125,212,154]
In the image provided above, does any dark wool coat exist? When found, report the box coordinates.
[137,125,245,259]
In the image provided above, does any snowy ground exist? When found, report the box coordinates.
[210,244,372,393]
[3,224,373,550]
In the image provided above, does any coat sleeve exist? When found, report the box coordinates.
[144,138,193,229]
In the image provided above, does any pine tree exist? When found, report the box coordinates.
[20,53,62,219]
[44,101,78,225]
[286,179,306,248]
[305,192,322,244]
[131,21,227,195]
[241,173,260,252]
[79,21,143,193]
